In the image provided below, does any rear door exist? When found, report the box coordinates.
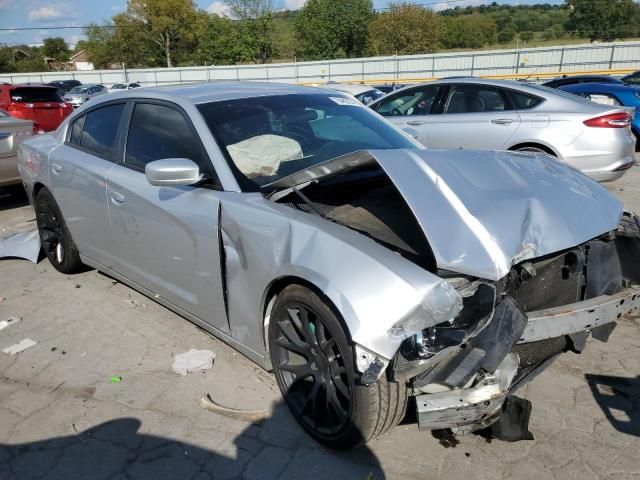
[49,101,126,266]
[105,100,228,332]
[372,84,444,146]
[426,84,521,150]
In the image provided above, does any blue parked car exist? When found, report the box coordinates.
[559,83,640,150]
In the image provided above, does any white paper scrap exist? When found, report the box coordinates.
[172,349,215,376]
[3,338,37,355]
[0,317,21,331]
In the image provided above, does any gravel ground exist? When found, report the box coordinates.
[0,166,639,480]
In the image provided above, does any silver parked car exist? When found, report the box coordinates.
[0,108,32,187]
[64,84,108,108]
[18,83,640,449]
[322,83,386,105]
[370,78,637,182]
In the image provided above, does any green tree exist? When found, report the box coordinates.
[42,37,69,61]
[295,0,374,60]
[566,0,640,41]
[124,0,199,67]
[441,13,497,49]
[367,2,442,55]
[222,0,275,63]
[519,31,534,42]
[498,28,515,44]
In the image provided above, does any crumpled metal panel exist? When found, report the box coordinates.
[0,229,41,263]
[371,148,623,280]
[220,195,462,360]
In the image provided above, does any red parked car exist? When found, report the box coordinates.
[0,84,73,133]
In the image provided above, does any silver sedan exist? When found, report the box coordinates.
[18,83,640,449]
[0,108,32,187]
[370,78,637,182]
[63,84,108,108]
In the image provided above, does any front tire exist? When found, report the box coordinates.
[34,188,83,274]
[268,284,408,449]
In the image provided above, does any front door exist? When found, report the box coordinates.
[426,84,521,150]
[105,101,228,332]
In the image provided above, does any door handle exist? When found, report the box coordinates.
[406,120,426,126]
[491,119,514,125]
[110,191,125,204]
[51,163,63,174]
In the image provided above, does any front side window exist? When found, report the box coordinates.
[197,94,418,190]
[443,85,512,114]
[125,103,207,171]
[79,103,125,158]
[376,86,441,117]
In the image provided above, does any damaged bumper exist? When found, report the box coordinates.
[416,353,518,431]
[409,284,640,432]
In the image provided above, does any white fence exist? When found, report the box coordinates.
[1,41,639,87]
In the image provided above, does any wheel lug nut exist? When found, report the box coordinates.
[310,348,317,356]
[311,362,318,371]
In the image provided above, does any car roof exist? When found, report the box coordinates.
[10,83,57,89]
[103,81,342,104]
[322,83,378,95]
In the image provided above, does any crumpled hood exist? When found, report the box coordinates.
[371,148,623,281]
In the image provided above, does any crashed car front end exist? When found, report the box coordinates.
[264,147,640,435]
[390,217,640,433]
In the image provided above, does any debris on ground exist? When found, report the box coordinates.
[0,229,41,263]
[3,338,37,355]
[199,393,270,423]
[109,375,123,384]
[0,317,21,331]
[171,349,215,376]
[477,395,534,442]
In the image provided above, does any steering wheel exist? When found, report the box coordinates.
[391,108,402,116]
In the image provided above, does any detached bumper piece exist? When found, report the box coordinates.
[416,353,518,431]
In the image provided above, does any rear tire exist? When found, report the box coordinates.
[34,188,83,274]
[268,284,408,449]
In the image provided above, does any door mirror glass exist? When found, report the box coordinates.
[145,158,202,187]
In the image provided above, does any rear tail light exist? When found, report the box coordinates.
[32,122,43,134]
[583,112,631,128]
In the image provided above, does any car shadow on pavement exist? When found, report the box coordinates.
[585,373,640,437]
[0,407,387,480]
[0,187,28,212]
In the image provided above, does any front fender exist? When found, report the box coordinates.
[220,194,462,360]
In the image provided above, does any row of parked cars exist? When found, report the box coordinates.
[14,78,640,449]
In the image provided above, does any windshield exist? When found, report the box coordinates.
[111,84,126,89]
[355,89,385,105]
[198,94,418,191]
[69,86,89,94]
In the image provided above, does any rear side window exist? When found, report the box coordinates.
[10,87,62,103]
[79,103,125,159]
[509,91,544,110]
[125,103,207,171]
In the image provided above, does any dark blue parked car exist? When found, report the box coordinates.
[560,83,640,150]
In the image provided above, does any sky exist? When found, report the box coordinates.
[0,0,565,47]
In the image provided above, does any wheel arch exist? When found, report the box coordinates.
[507,141,558,157]
[261,275,355,359]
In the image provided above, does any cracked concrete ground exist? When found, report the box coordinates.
[1,165,640,480]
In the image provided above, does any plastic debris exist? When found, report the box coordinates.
[0,317,21,331]
[3,338,37,355]
[0,229,41,263]
[109,375,123,384]
[172,349,215,376]
[199,393,270,422]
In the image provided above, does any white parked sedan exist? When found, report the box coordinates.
[370,78,637,182]
[0,108,32,187]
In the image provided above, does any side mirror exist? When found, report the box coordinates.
[145,158,202,187]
